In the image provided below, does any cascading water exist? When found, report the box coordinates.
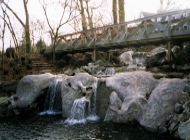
[39,76,62,116]
[64,87,99,125]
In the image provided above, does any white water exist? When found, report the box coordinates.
[39,76,62,116]
[64,88,99,125]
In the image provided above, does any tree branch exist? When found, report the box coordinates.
[2,1,25,27]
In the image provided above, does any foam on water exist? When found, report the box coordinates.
[64,88,99,125]
[38,110,62,116]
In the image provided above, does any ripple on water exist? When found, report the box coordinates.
[0,115,179,140]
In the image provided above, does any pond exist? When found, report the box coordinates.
[0,114,179,140]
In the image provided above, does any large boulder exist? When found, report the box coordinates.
[102,71,189,132]
[104,71,158,123]
[96,79,112,119]
[146,47,167,68]
[178,118,190,139]
[140,78,189,130]
[119,51,147,65]
[61,73,98,118]
[9,73,56,110]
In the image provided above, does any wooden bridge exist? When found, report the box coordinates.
[57,9,190,62]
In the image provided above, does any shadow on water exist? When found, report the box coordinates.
[0,114,179,140]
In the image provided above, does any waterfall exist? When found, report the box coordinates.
[64,87,99,125]
[39,76,62,116]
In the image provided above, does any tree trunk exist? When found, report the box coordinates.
[1,7,6,71]
[112,0,118,24]
[23,0,31,55]
[85,0,93,29]
[118,0,125,23]
[25,25,31,54]
[79,0,87,31]
[3,0,31,55]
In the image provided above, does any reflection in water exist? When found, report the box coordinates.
[0,115,178,140]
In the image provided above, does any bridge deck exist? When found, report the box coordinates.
[57,9,190,54]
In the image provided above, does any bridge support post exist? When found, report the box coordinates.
[167,40,171,62]
[93,49,97,61]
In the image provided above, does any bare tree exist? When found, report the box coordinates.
[40,0,74,63]
[72,0,105,31]
[158,0,177,13]
[118,0,125,23]
[112,0,118,24]
[3,0,31,56]
[77,0,88,31]
[112,0,125,24]
[84,0,93,29]
[1,6,6,70]
[0,11,19,53]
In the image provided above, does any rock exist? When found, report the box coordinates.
[0,97,9,117]
[178,64,190,71]
[148,67,162,73]
[149,47,166,55]
[166,73,184,79]
[119,51,147,66]
[174,103,183,114]
[153,73,165,79]
[140,78,188,130]
[158,126,168,136]
[168,116,179,134]
[9,73,56,110]
[146,50,167,68]
[96,80,112,119]
[0,81,19,96]
[104,91,122,122]
[64,68,75,76]
[119,51,134,65]
[104,71,158,124]
[187,74,190,79]
[178,118,190,140]
[61,73,98,118]
[159,65,172,72]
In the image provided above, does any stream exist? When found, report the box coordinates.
[0,114,179,140]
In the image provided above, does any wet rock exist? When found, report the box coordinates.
[187,74,190,79]
[167,115,179,134]
[105,71,158,125]
[64,68,75,76]
[146,50,167,68]
[174,103,183,114]
[9,73,56,111]
[177,64,190,71]
[148,67,162,73]
[158,126,168,136]
[104,91,122,122]
[166,73,184,79]
[153,73,165,79]
[61,73,98,118]
[96,79,112,119]
[119,51,147,66]
[178,118,190,140]
[159,65,172,72]
[0,97,9,117]
[140,78,188,130]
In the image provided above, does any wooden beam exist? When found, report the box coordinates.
[167,40,171,62]
[93,49,97,61]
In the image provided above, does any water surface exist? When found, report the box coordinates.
[0,114,179,140]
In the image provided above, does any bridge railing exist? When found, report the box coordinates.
[58,9,190,52]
